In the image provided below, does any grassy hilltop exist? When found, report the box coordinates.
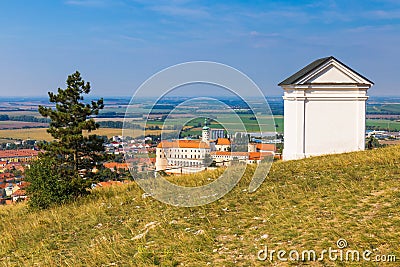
[1,146,400,266]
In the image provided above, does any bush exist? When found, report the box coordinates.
[25,156,90,209]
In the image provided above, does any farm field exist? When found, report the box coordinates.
[0,128,53,141]
[366,119,400,131]
[367,103,400,114]
[0,111,41,117]
[145,115,284,133]
[3,117,398,141]
[0,128,170,141]
[0,121,48,130]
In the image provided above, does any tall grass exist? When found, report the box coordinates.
[1,146,400,266]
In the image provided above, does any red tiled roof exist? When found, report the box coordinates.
[0,149,39,158]
[125,158,154,164]
[18,181,30,189]
[0,173,14,179]
[157,140,210,149]
[103,162,129,170]
[6,162,22,166]
[216,138,231,145]
[97,181,123,187]
[256,144,276,152]
[5,164,25,171]
[249,152,261,160]
[249,151,274,160]
[12,189,26,197]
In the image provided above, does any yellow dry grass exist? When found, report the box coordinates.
[0,128,53,141]
[0,128,167,141]
[1,146,400,266]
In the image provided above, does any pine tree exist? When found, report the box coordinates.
[26,71,105,208]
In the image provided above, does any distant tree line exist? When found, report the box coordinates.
[366,125,400,132]
[0,114,144,130]
[0,114,50,123]
[143,104,175,110]
[367,111,400,115]
[97,121,141,129]
[96,112,142,118]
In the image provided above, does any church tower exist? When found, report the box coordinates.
[202,118,210,143]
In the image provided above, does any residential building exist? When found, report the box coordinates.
[215,138,231,151]
[211,151,248,166]
[0,149,39,163]
[211,151,274,166]
[11,189,27,202]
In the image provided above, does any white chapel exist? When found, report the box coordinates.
[278,56,374,160]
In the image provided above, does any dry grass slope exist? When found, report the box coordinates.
[1,146,400,266]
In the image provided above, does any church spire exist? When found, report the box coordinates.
[202,118,210,143]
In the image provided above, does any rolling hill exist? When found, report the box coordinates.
[1,146,399,266]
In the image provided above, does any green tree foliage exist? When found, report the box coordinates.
[26,71,105,209]
[0,114,9,121]
[97,121,141,129]
[38,71,104,172]
[0,114,50,123]
[9,115,49,123]
[366,135,382,149]
[93,167,118,182]
[26,156,87,209]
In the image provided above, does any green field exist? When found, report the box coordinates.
[0,115,284,142]
[146,115,284,133]
[2,117,398,142]
[366,119,400,131]
[367,103,400,114]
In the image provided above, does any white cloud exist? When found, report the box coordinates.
[345,24,397,33]
[150,5,209,18]
[64,0,112,8]
[367,9,400,19]
[119,34,146,42]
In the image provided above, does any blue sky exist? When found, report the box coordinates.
[1,0,400,97]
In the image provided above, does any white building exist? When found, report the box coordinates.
[211,151,248,165]
[279,56,373,160]
[210,151,274,166]
[214,138,231,151]
[156,122,212,173]
[155,140,210,173]
[156,120,276,173]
